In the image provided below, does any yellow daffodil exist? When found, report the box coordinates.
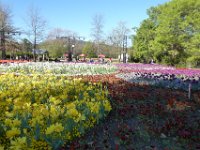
[10,137,27,150]
[4,118,12,126]
[103,101,112,111]
[6,127,20,138]
[67,108,79,117]
[12,119,21,127]
[46,123,64,135]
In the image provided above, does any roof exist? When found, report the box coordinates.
[98,54,105,58]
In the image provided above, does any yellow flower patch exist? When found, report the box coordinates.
[0,74,112,149]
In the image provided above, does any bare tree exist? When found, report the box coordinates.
[47,28,77,40]
[108,21,130,61]
[0,2,15,59]
[26,5,47,61]
[90,14,104,55]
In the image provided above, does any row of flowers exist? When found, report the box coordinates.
[0,62,117,76]
[116,72,200,91]
[116,63,200,77]
[115,63,200,91]
[0,60,29,63]
[0,74,111,149]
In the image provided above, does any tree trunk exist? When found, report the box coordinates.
[33,33,36,61]
[1,29,6,59]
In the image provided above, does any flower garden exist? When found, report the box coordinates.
[0,62,200,149]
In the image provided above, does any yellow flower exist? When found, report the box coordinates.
[18,83,25,88]
[25,102,32,110]
[13,119,21,127]
[6,127,21,138]
[4,118,12,126]
[54,123,64,133]
[67,103,76,109]
[50,106,56,114]
[103,101,112,112]
[92,104,100,114]
[32,103,38,107]
[41,108,49,117]
[10,137,27,150]
[31,139,50,150]
[49,97,60,105]
[46,123,64,135]
[5,112,13,118]
[0,145,4,150]
[67,108,79,117]
[87,102,100,114]
[30,116,44,126]
[0,73,111,149]
[65,132,71,140]
[0,101,7,106]
[73,127,81,137]
[23,129,27,134]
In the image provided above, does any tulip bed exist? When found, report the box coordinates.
[116,63,200,91]
[0,62,117,76]
[0,62,200,149]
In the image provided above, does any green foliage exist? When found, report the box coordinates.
[186,56,200,68]
[132,20,158,62]
[131,0,200,67]
[82,42,97,58]
[39,39,66,58]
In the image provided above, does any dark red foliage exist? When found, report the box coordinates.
[64,74,200,149]
[178,130,192,139]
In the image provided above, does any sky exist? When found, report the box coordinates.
[1,0,170,42]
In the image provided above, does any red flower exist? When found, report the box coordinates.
[178,130,191,138]
[167,98,176,107]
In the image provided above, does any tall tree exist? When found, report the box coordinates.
[90,14,104,55]
[0,2,14,59]
[109,21,130,61]
[39,39,66,58]
[132,0,200,67]
[82,41,96,58]
[26,5,47,61]
[132,19,157,63]
[132,6,160,63]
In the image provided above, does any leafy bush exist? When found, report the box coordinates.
[187,56,200,68]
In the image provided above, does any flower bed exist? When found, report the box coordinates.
[0,62,117,76]
[116,63,200,77]
[116,63,200,91]
[0,74,111,149]
[0,60,29,64]
[68,74,200,149]
[116,72,200,91]
[0,62,200,149]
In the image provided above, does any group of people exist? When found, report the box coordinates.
[87,57,112,64]
[97,57,112,64]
